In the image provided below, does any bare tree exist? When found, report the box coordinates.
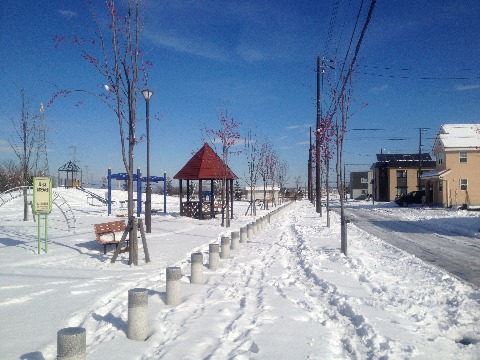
[0,160,24,193]
[268,150,278,207]
[257,138,274,210]
[205,111,241,227]
[276,160,288,204]
[8,90,37,221]
[323,0,377,255]
[294,175,302,199]
[51,0,151,264]
[243,130,260,216]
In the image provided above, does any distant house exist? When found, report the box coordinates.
[349,171,373,200]
[421,124,480,207]
[246,185,280,203]
[371,153,436,202]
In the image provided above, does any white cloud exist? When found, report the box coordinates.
[455,84,480,91]
[58,10,77,18]
[286,124,310,130]
[371,84,389,92]
[236,44,265,63]
[145,31,229,62]
[0,140,14,154]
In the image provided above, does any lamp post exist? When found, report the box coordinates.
[141,88,154,233]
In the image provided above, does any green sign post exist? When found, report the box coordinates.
[33,177,52,254]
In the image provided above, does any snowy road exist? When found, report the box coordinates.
[339,203,480,289]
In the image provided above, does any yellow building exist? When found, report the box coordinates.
[371,153,435,202]
[422,124,480,207]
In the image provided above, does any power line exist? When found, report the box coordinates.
[357,65,480,80]
[327,0,377,118]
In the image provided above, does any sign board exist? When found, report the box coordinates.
[33,177,52,215]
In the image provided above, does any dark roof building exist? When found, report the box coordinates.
[372,153,435,168]
[371,153,436,202]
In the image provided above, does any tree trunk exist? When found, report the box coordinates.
[23,187,28,221]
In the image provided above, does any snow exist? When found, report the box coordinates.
[434,124,480,150]
[1,188,479,359]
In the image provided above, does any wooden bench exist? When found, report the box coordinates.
[94,220,126,254]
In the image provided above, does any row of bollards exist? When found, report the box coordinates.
[56,202,294,359]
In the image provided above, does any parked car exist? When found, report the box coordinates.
[394,190,426,207]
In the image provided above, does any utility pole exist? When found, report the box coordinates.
[418,128,429,190]
[315,56,334,215]
[36,103,49,176]
[308,126,313,203]
[69,145,78,164]
[315,56,322,215]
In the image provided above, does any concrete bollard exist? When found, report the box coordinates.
[190,252,204,284]
[246,223,253,239]
[209,243,220,270]
[220,236,230,259]
[240,226,247,243]
[166,266,182,306]
[231,231,240,250]
[57,327,86,360]
[127,288,149,341]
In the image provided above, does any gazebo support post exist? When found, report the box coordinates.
[179,179,183,216]
[198,180,203,219]
[230,179,234,219]
[226,179,230,224]
[210,180,215,218]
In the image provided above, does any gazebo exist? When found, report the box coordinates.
[58,161,82,188]
[174,143,237,220]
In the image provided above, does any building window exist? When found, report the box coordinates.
[396,170,406,178]
[396,187,407,197]
[459,151,467,163]
[361,178,368,184]
[361,189,367,195]
[460,179,468,191]
[438,181,443,192]
[437,152,444,165]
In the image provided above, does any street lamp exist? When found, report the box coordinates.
[141,88,154,233]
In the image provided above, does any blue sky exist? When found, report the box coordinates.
[1,1,479,187]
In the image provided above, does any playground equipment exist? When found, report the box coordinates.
[76,186,108,205]
[0,186,76,232]
[107,167,167,216]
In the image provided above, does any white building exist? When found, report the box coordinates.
[245,185,280,203]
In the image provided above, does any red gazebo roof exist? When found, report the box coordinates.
[173,143,238,180]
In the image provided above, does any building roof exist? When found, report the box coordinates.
[173,143,238,180]
[375,153,432,162]
[420,168,451,180]
[371,153,435,169]
[433,124,480,151]
[58,161,81,172]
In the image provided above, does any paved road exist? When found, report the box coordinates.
[335,205,480,289]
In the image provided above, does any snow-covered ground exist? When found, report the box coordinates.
[0,188,479,359]
[341,201,480,288]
